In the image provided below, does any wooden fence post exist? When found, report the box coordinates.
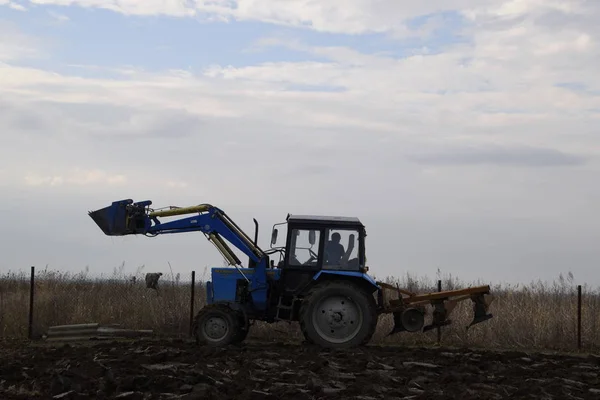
[28,266,35,340]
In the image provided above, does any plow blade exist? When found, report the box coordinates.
[467,294,494,330]
[88,199,150,236]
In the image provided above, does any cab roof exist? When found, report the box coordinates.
[287,214,364,228]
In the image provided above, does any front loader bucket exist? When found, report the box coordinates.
[88,199,149,236]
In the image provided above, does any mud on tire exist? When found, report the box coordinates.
[299,280,377,348]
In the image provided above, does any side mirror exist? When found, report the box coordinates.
[309,230,316,245]
[271,228,278,245]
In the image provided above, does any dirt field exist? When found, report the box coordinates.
[1,338,600,399]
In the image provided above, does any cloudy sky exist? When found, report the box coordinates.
[1,0,599,287]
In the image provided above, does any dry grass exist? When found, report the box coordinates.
[1,264,598,352]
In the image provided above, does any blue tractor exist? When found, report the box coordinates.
[89,199,494,348]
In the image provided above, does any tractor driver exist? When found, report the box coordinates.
[325,232,345,265]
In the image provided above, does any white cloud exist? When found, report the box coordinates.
[9,2,27,10]
[47,10,70,21]
[27,0,196,16]
[475,0,586,17]
[20,0,506,35]
[0,21,40,61]
[2,1,598,161]
[24,169,127,186]
[166,181,189,189]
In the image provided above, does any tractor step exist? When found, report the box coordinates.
[275,296,296,321]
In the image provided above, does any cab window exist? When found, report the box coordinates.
[324,228,359,268]
[288,229,320,266]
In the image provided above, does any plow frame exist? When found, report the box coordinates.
[376,282,495,335]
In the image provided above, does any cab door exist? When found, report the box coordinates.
[278,226,323,295]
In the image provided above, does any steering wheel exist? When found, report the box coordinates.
[302,248,320,266]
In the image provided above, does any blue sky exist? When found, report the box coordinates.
[2,3,471,76]
[1,0,600,287]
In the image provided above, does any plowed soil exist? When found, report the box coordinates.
[1,338,600,399]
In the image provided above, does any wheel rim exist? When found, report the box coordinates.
[202,315,229,342]
[312,294,363,343]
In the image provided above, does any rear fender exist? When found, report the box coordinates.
[312,270,380,294]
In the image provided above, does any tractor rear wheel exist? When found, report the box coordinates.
[192,304,241,347]
[299,280,377,348]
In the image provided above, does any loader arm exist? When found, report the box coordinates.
[89,199,265,262]
[88,199,271,307]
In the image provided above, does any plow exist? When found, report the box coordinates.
[89,198,494,348]
[378,282,494,335]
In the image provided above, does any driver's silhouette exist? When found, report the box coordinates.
[325,232,345,264]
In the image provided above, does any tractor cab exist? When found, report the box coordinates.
[269,214,367,273]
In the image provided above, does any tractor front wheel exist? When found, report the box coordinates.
[192,304,242,347]
[299,280,377,348]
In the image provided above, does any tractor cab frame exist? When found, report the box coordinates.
[270,214,368,273]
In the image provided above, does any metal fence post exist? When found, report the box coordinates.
[189,270,195,336]
[28,266,35,340]
[437,279,442,344]
[577,284,582,350]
